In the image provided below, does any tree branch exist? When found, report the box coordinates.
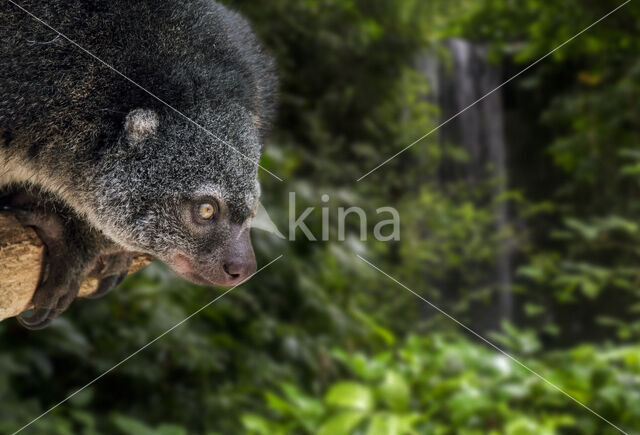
[0,211,153,321]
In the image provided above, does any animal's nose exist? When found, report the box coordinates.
[223,259,255,284]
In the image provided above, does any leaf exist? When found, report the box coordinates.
[69,409,97,433]
[517,265,545,281]
[378,370,410,411]
[325,382,375,412]
[241,414,273,435]
[110,414,155,435]
[564,218,598,240]
[317,411,367,435]
[523,303,545,317]
[505,416,541,435]
[264,391,295,415]
[352,309,396,346]
[68,387,94,407]
[599,215,637,234]
[580,278,599,299]
[621,162,640,176]
[332,350,387,381]
[366,413,402,435]
[280,382,324,417]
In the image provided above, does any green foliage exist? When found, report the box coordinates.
[459,0,640,343]
[243,334,640,434]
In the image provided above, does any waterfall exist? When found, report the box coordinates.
[417,39,513,324]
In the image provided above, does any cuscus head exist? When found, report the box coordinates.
[167,185,259,286]
[89,105,264,286]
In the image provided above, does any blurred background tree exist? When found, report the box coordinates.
[1,0,639,434]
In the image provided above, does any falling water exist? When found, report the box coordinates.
[417,39,513,323]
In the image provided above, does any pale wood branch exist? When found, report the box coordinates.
[0,211,153,321]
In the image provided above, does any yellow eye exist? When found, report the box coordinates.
[198,203,216,220]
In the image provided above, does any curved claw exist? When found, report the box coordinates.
[86,272,128,299]
[114,272,127,287]
[17,306,54,330]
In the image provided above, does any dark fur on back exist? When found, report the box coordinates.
[0,0,278,261]
[1,0,277,142]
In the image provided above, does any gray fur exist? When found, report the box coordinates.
[0,0,277,323]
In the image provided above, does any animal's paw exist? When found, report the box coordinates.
[85,251,133,299]
[18,271,81,330]
[18,250,132,329]
[7,190,118,329]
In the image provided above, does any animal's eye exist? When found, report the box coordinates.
[198,202,217,220]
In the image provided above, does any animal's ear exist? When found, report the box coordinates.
[123,108,158,145]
